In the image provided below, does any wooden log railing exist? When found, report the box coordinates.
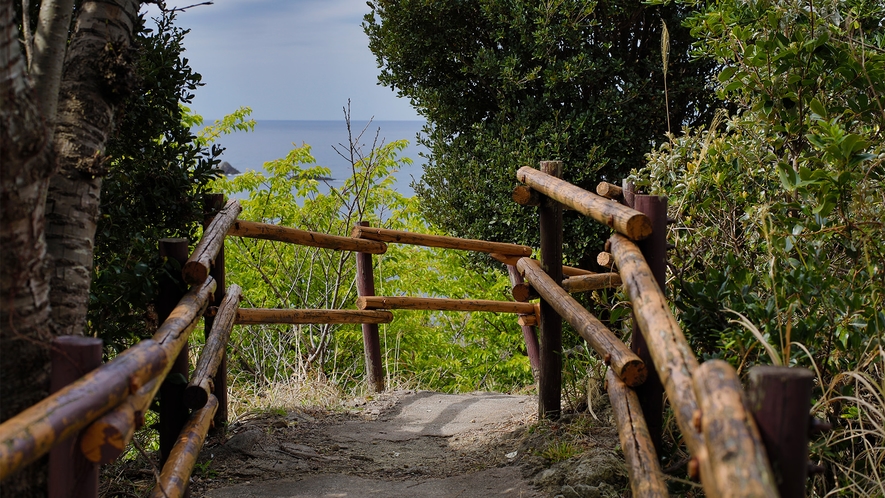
[351,225,532,256]
[0,278,215,480]
[516,166,652,240]
[517,257,646,387]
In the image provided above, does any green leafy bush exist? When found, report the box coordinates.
[637,0,884,492]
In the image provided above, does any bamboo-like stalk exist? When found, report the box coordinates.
[357,296,536,314]
[351,226,532,256]
[150,396,218,498]
[230,308,394,325]
[561,273,622,293]
[608,234,716,486]
[229,220,387,254]
[693,360,778,497]
[0,278,215,478]
[517,258,646,386]
[185,285,243,410]
[182,199,241,285]
[606,369,669,497]
[489,253,593,276]
[517,166,652,240]
[596,182,624,200]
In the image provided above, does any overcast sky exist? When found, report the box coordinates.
[141,1,422,121]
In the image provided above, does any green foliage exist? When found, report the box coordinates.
[364,0,719,267]
[212,121,533,393]
[636,0,884,492]
[89,11,236,351]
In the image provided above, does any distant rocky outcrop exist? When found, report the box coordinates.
[219,161,240,175]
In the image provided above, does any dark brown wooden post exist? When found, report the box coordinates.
[204,194,229,429]
[538,160,563,419]
[158,237,190,467]
[356,221,385,392]
[507,265,540,381]
[631,193,667,455]
[49,336,102,498]
[747,366,814,498]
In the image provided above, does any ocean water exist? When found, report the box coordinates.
[211,120,427,197]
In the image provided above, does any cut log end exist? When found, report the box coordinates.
[596,182,624,199]
[625,214,654,241]
[616,359,648,388]
[184,379,211,410]
[512,185,540,206]
[182,261,210,286]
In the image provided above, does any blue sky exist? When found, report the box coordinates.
[141,1,422,121]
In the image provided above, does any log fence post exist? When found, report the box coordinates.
[630,192,668,455]
[158,238,190,467]
[356,221,385,392]
[747,365,815,498]
[48,336,102,498]
[204,194,229,429]
[538,160,563,419]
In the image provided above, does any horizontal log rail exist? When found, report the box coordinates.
[561,273,622,293]
[185,285,242,410]
[357,296,536,314]
[511,272,622,302]
[606,369,669,497]
[489,253,593,276]
[230,220,388,254]
[183,199,242,285]
[517,258,646,387]
[150,396,218,498]
[351,226,532,256]
[516,166,652,240]
[205,308,396,325]
[0,278,215,479]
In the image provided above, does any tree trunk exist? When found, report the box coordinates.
[46,0,140,336]
[0,2,55,494]
[1,1,141,494]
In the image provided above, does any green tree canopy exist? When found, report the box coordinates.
[364,0,719,266]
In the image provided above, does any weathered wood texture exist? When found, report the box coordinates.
[561,273,622,293]
[80,377,161,464]
[48,336,102,498]
[351,226,532,256]
[596,182,624,200]
[507,265,540,380]
[747,365,814,498]
[608,234,712,483]
[606,369,669,498]
[693,360,778,498]
[518,258,646,387]
[538,160,563,420]
[355,222,385,393]
[490,253,593,276]
[231,308,395,325]
[150,395,218,498]
[512,185,540,206]
[511,282,537,302]
[516,166,652,240]
[357,296,536,314]
[631,194,668,455]
[0,279,214,479]
[185,285,243,410]
[204,194,230,430]
[597,252,617,269]
[230,219,387,254]
[182,199,241,285]
[79,278,216,464]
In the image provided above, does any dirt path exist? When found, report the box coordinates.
[183,390,626,498]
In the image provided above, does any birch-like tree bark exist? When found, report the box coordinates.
[1,0,141,494]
